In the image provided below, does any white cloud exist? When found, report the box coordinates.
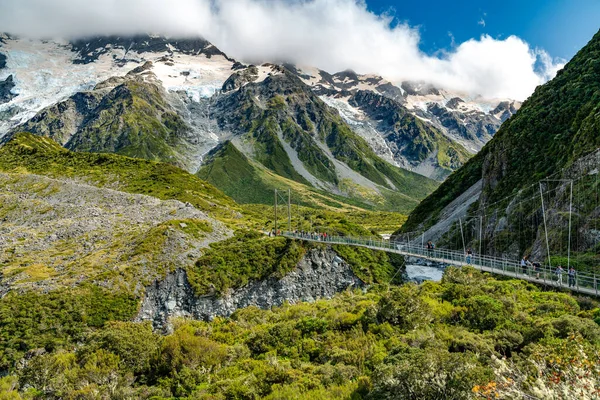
[0,0,565,100]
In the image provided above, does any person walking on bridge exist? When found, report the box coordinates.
[555,265,564,285]
[465,248,473,265]
[520,256,532,275]
[426,241,435,254]
[568,266,576,288]
[532,261,541,279]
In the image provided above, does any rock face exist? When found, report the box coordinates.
[0,75,16,104]
[69,35,229,65]
[348,90,471,180]
[137,247,365,329]
[287,67,520,179]
[17,65,210,172]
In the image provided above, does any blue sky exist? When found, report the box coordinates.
[367,0,600,60]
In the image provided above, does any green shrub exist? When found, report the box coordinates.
[188,231,306,295]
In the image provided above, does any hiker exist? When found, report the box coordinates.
[426,241,435,253]
[465,248,473,264]
[568,266,576,288]
[532,261,541,279]
[555,265,564,285]
[520,256,531,275]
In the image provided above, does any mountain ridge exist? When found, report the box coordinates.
[0,34,518,182]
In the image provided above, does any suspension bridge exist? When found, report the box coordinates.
[283,232,600,296]
[273,149,600,297]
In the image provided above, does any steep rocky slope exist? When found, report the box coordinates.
[399,29,600,264]
[199,66,439,210]
[346,90,471,180]
[137,247,364,329]
[15,63,214,171]
[0,172,230,294]
[291,66,520,178]
[0,133,235,294]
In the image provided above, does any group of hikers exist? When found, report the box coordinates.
[270,230,330,241]
[280,231,580,288]
[521,255,577,287]
[427,239,578,288]
[294,230,329,241]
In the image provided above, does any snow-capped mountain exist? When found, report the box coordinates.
[289,66,521,154]
[0,35,519,183]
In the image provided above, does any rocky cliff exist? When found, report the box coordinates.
[137,247,365,329]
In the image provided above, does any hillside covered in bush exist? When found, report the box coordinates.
[2,267,599,399]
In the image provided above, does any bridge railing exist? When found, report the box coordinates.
[283,232,599,295]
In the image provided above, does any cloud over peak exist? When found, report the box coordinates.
[0,0,565,100]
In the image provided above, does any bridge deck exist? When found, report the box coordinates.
[284,233,599,297]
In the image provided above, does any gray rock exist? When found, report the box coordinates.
[136,247,365,330]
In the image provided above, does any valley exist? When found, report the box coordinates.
[0,23,599,400]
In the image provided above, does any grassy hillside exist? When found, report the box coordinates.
[198,139,436,214]
[2,267,599,398]
[401,29,600,233]
[197,141,284,205]
[0,132,238,220]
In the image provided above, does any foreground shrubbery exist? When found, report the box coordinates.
[1,267,600,399]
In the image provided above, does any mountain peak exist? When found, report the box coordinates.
[69,35,231,65]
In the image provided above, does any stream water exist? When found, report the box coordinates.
[405,264,445,283]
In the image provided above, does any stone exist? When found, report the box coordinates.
[136,247,365,330]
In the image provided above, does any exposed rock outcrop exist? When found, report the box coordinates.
[137,247,365,330]
[221,65,259,92]
[0,75,16,104]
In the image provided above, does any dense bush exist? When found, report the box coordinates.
[2,267,599,399]
[188,230,307,295]
[0,286,137,371]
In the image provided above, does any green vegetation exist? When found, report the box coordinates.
[188,231,307,295]
[0,286,138,371]
[0,132,238,221]
[21,74,195,170]
[197,141,277,204]
[187,230,401,295]
[402,29,600,233]
[3,268,599,399]
[332,245,404,284]
[250,114,310,184]
[199,140,424,214]
[240,204,406,236]
[281,117,338,184]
